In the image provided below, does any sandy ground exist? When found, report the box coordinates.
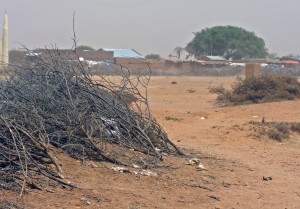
[2,76,300,209]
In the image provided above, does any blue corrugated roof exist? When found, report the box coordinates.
[101,48,143,58]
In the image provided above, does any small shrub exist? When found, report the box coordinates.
[286,84,300,94]
[269,122,290,141]
[267,122,290,141]
[274,122,289,135]
[268,129,284,141]
[165,116,181,121]
[145,54,161,60]
[209,85,226,94]
[187,89,196,93]
[210,73,300,106]
[170,81,177,84]
[209,85,233,106]
[250,121,293,142]
[291,122,300,133]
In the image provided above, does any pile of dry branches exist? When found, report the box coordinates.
[0,48,182,194]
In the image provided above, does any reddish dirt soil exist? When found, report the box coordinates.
[1,76,300,209]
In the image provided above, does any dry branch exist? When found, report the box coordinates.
[0,47,182,193]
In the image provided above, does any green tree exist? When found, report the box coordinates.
[75,45,94,51]
[268,52,279,59]
[186,26,268,60]
[145,54,161,59]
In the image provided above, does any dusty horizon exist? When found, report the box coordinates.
[2,0,300,58]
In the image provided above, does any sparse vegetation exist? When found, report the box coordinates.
[145,54,161,60]
[187,89,196,93]
[165,116,182,121]
[268,122,290,141]
[210,73,300,106]
[268,129,285,141]
[290,122,300,133]
[75,45,95,51]
[274,122,290,135]
[249,121,300,142]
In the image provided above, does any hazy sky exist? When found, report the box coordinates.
[1,0,300,57]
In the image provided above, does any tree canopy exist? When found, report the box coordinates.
[145,54,161,59]
[75,45,95,51]
[186,26,268,60]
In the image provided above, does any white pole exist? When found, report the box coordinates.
[0,39,2,65]
[2,12,8,66]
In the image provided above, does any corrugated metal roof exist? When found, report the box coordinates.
[100,48,144,58]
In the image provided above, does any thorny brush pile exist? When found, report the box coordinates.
[0,48,182,195]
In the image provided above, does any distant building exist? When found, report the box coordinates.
[26,48,147,69]
[98,48,143,58]
[98,48,145,68]
[280,56,300,64]
[197,55,226,62]
[28,49,114,67]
